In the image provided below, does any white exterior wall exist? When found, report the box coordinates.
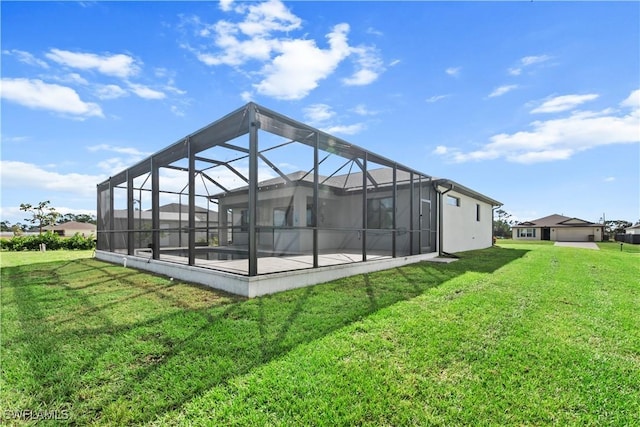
[441,189,494,253]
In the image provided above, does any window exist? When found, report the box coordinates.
[240,209,249,232]
[446,195,460,207]
[517,228,536,238]
[306,203,314,227]
[367,197,393,229]
[273,207,292,227]
[306,197,314,227]
[476,204,481,222]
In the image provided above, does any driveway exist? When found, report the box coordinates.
[554,242,600,250]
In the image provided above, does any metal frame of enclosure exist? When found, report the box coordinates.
[96,103,438,277]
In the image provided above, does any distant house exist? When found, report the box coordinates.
[619,224,640,244]
[625,224,640,235]
[43,221,96,237]
[111,203,218,249]
[512,214,603,242]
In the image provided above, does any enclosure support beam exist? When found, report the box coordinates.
[409,172,414,256]
[151,158,160,260]
[258,152,292,185]
[127,171,134,256]
[313,132,319,269]
[248,106,259,276]
[362,153,368,262]
[418,176,423,254]
[188,138,196,266]
[392,165,397,258]
[108,180,114,253]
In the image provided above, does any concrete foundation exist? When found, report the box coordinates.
[96,250,440,298]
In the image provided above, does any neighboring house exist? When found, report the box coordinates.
[43,221,96,237]
[619,224,640,244]
[112,203,218,249]
[512,214,603,242]
[625,224,640,235]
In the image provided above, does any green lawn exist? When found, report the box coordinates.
[1,243,638,425]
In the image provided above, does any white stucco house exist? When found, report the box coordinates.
[512,214,603,242]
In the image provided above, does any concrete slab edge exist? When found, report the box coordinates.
[95,250,440,297]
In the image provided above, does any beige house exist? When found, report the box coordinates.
[512,214,603,242]
[44,221,96,237]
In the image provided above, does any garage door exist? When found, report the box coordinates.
[556,228,590,242]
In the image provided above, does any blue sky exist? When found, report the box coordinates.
[1,0,639,226]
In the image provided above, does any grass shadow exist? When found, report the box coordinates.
[1,245,528,424]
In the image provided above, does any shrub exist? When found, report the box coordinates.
[0,232,95,251]
[64,233,96,250]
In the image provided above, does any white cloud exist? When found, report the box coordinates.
[303,103,365,135]
[0,78,103,118]
[219,0,234,12]
[604,176,616,182]
[87,144,151,157]
[366,27,383,36]
[188,21,275,66]
[489,84,518,98]
[621,89,640,109]
[277,162,299,171]
[342,45,384,86]
[531,94,599,114]
[304,104,336,124]
[342,68,378,87]
[446,66,461,77]
[433,145,448,155]
[240,91,253,102]
[183,0,383,100]
[127,83,166,100]
[163,84,186,96]
[426,94,449,103]
[3,49,49,68]
[324,123,365,135]
[254,23,351,100]
[389,59,401,67]
[95,84,128,100]
[0,160,103,197]
[170,105,185,117]
[88,145,153,174]
[45,48,140,78]
[352,104,378,116]
[59,73,89,85]
[434,89,640,164]
[508,54,551,76]
[521,55,551,66]
[236,0,302,37]
[1,135,30,143]
[96,157,133,174]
